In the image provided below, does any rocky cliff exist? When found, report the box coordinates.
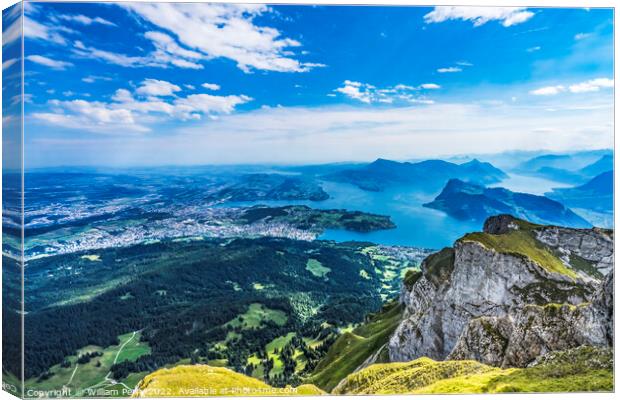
[389,215,613,368]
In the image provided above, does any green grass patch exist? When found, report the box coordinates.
[306,301,404,392]
[207,359,228,368]
[266,332,296,353]
[460,230,577,279]
[114,332,151,364]
[334,346,612,394]
[403,269,422,291]
[134,365,324,397]
[247,332,308,379]
[23,331,150,395]
[226,303,287,330]
[423,247,455,285]
[568,254,603,279]
[306,259,331,278]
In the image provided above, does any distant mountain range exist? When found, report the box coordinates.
[515,152,613,185]
[580,155,613,177]
[207,173,329,202]
[423,179,591,228]
[546,170,613,213]
[325,158,507,192]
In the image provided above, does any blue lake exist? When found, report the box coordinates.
[225,173,569,250]
[227,181,476,249]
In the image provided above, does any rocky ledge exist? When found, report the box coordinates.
[389,215,613,368]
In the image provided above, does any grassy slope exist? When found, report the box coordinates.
[225,303,287,330]
[132,366,324,397]
[459,229,577,279]
[334,346,612,394]
[24,331,150,394]
[305,301,404,392]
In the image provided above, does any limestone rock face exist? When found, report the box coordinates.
[483,214,520,235]
[449,298,611,368]
[447,316,513,367]
[389,216,613,368]
[535,226,613,276]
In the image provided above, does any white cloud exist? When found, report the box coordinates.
[334,81,437,104]
[530,78,613,96]
[57,14,116,27]
[335,81,372,103]
[23,3,323,73]
[136,79,182,97]
[529,85,566,96]
[437,61,473,74]
[144,31,204,70]
[26,55,73,70]
[185,84,196,90]
[33,98,149,134]
[393,84,414,91]
[23,5,203,71]
[569,78,614,93]
[34,82,252,133]
[24,16,68,45]
[526,46,541,52]
[2,13,22,46]
[201,83,221,91]
[111,89,176,116]
[437,67,462,73]
[56,100,134,124]
[23,5,117,47]
[174,94,251,119]
[32,111,147,134]
[73,40,151,67]
[72,39,204,70]
[21,2,83,46]
[82,75,114,83]
[2,58,19,70]
[121,3,323,73]
[424,7,534,27]
[574,32,592,40]
[111,88,252,121]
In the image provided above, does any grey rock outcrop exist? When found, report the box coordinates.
[535,226,613,276]
[389,216,613,368]
[449,296,611,367]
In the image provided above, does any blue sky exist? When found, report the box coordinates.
[2,3,614,166]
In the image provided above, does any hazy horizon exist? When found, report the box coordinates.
[9,147,610,171]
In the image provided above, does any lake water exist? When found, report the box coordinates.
[226,173,570,250]
[489,174,571,195]
[226,181,467,249]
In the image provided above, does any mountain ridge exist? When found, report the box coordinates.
[546,170,613,213]
[423,179,591,228]
[389,215,612,367]
[325,158,507,192]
